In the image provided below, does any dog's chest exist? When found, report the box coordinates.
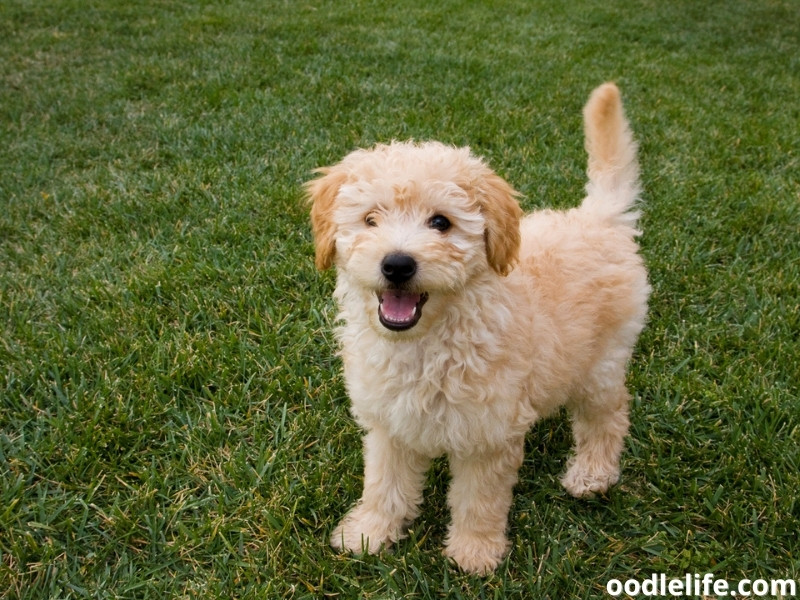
[342,337,529,457]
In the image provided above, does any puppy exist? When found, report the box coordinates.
[307,83,649,574]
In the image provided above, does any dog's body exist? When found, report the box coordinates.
[307,83,649,574]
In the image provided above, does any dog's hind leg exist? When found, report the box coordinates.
[331,426,430,555]
[561,363,632,498]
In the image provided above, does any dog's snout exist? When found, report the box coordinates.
[381,253,417,284]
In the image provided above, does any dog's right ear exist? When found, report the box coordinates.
[306,167,347,271]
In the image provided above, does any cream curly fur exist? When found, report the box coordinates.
[307,83,650,575]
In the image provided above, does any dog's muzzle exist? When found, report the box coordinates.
[378,253,428,331]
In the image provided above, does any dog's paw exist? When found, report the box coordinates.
[330,504,402,555]
[560,458,620,498]
[444,532,509,575]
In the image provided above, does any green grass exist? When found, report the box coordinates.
[1,0,798,597]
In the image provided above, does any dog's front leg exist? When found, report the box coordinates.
[444,438,525,575]
[331,425,430,555]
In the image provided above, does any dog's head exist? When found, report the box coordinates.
[307,141,522,336]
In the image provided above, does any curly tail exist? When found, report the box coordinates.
[580,83,641,232]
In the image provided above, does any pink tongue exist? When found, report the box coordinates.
[380,291,421,323]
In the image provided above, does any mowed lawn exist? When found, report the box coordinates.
[1,0,798,598]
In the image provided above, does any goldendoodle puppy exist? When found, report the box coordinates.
[307,83,649,574]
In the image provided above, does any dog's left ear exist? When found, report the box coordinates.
[476,172,522,276]
[306,167,348,270]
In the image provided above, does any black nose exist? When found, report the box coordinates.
[381,253,417,284]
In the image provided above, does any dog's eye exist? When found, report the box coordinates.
[365,213,378,227]
[429,215,451,232]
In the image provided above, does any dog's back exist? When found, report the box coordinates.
[515,82,649,419]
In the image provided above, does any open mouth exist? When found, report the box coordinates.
[377,290,429,331]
